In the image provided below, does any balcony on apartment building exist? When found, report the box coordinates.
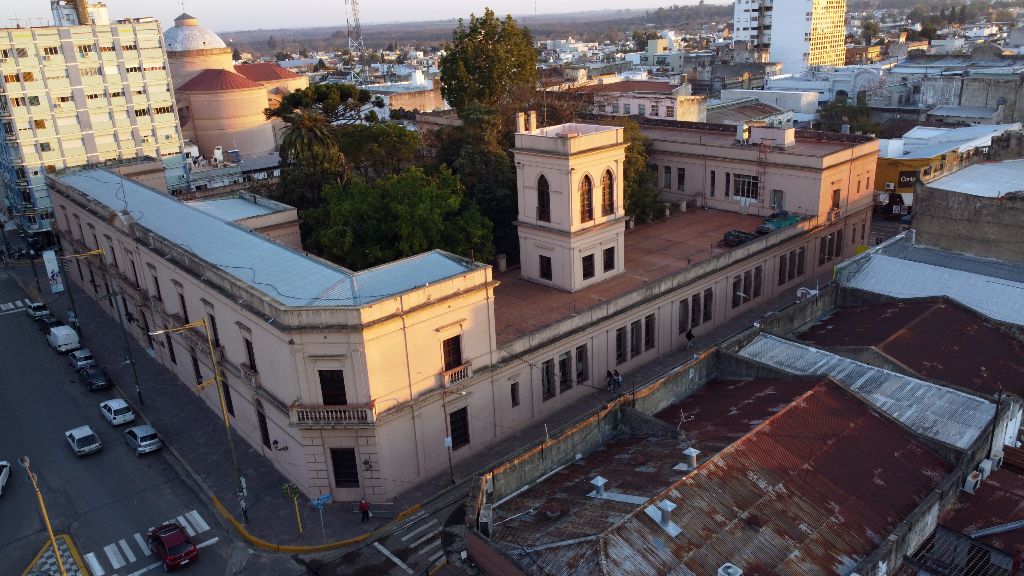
[289,402,376,428]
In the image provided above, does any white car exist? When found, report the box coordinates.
[0,461,9,496]
[65,425,102,456]
[100,399,136,426]
[25,302,50,319]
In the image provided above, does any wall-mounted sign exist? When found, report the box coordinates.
[897,171,919,189]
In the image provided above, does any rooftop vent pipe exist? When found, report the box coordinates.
[591,475,607,498]
[718,563,743,576]
[657,499,676,526]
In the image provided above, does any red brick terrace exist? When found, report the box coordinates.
[494,209,763,344]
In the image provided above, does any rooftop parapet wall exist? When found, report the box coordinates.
[514,124,625,156]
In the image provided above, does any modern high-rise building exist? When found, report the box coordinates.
[0,0,185,239]
[733,0,847,74]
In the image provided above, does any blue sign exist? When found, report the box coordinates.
[310,494,332,509]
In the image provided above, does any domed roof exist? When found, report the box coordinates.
[164,13,227,53]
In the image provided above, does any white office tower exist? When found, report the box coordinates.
[51,1,111,26]
[733,0,847,74]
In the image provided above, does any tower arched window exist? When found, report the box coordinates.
[601,170,614,216]
[537,175,551,222]
[579,175,594,223]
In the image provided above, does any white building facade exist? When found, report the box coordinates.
[733,0,847,74]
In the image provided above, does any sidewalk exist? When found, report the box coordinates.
[4,240,831,548]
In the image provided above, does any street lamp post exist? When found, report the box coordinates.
[19,456,67,576]
[29,249,41,293]
[150,320,248,523]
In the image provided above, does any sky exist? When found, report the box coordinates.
[9,0,712,32]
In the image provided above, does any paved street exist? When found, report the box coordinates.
[0,268,233,576]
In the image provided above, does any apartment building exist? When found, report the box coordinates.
[733,0,847,74]
[48,115,878,504]
[0,11,185,238]
[581,80,707,122]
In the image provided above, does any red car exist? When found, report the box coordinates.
[146,522,198,571]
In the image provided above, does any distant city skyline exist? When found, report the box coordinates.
[8,0,719,33]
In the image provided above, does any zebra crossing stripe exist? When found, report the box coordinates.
[104,542,126,569]
[176,515,196,536]
[119,538,137,563]
[429,550,445,564]
[84,552,106,576]
[134,532,151,556]
[401,518,439,541]
[409,527,442,550]
[0,303,12,311]
[18,299,30,307]
[185,509,210,533]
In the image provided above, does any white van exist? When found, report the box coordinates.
[47,325,81,353]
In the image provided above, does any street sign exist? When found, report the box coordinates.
[311,494,332,509]
[444,436,452,448]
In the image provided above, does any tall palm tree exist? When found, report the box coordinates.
[279,108,340,166]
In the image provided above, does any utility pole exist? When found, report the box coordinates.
[20,456,67,576]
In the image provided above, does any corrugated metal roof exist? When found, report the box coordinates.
[53,169,477,307]
[895,525,1014,576]
[942,467,1024,555]
[737,334,995,449]
[595,384,954,576]
[797,300,1024,400]
[844,254,1024,327]
[928,159,1024,197]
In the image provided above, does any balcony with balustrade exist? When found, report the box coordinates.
[289,402,376,428]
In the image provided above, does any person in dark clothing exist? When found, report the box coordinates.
[359,498,370,523]
[606,370,615,390]
[685,329,695,349]
[613,370,623,391]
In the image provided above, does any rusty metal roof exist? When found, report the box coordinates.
[942,467,1024,555]
[738,333,996,450]
[797,299,1024,400]
[894,525,1014,576]
[489,382,955,576]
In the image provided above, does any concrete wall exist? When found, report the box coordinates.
[914,185,1024,263]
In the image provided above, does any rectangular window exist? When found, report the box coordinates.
[575,345,588,383]
[638,104,646,115]
[208,313,220,347]
[450,407,470,449]
[664,166,672,188]
[650,105,659,117]
[725,172,731,196]
[691,294,701,327]
[778,254,788,286]
[539,255,552,281]
[190,353,203,383]
[734,174,759,199]
[676,167,685,191]
[34,119,46,129]
[819,237,828,265]
[319,370,348,405]
[835,229,844,257]
[152,275,162,301]
[623,103,631,115]
[43,46,59,56]
[611,103,620,113]
[753,265,763,298]
[165,331,176,364]
[678,298,689,334]
[330,448,359,488]
[789,250,798,281]
[558,351,572,392]
[666,105,674,118]
[743,270,753,302]
[703,288,713,323]
[630,320,643,358]
[603,247,615,272]
[134,109,150,117]
[582,254,595,280]
[510,382,520,407]
[644,314,656,351]
[178,293,189,321]
[244,337,257,372]
[39,142,52,152]
[709,170,716,197]
[222,381,234,416]
[832,189,841,210]
[541,359,556,400]
[732,275,743,308]
[442,335,462,372]
[771,189,784,210]
[615,327,627,365]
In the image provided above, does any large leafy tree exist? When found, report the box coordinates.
[439,8,537,118]
[313,167,493,270]
[337,123,421,181]
[619,120,661,223]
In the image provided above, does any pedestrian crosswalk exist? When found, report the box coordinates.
[82,509,214,576]
[384,511,446,574]
[0,298,31,313]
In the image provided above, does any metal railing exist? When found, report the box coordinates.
[442,362,473,387]
[289,403,375,427]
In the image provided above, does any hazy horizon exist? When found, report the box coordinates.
[8,0,723,33]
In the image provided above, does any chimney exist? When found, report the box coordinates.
[516,112,526,133]
[528,110,537,132]
[684,447,700,469]
[657,499,676,526]
[591,475,607,498]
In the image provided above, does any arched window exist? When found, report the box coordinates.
[537,175,550,222]
[601,170,614,216]
[579,175,594,223]
[255,398,271,449]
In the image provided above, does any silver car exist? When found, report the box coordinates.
[66,425,102,456]
[124,425,162,456]
[68,349,96,370]
[100,399,135,426]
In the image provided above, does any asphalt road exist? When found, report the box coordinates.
[0,267,232,576]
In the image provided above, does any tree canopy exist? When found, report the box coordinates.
[439,8,537,118]
[268,83,384,126]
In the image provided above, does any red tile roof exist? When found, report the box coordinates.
[177,68,262,92]
[234,63,302,83]
[798,299,1024,399]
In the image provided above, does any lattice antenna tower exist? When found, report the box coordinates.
[345,0,367,84]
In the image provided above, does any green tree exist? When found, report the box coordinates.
[439,8,537,118]
[268,83,384,125]
[818,102,878,135]
[275,51,291,61]
[313,167,493,270]
[631,29,660,51]
[273,109,347,210]
[231,47,241,61]
[338,123,421,180]
[861,19,882,44]
[618,120,660,223]
[266,35,278,50]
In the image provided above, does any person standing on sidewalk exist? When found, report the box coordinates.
[685,329,695,349]
[359,498,370,523]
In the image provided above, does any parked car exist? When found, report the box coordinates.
[37,315,64,333]
[124,425,163,456]
[146,522,198,570]
[0,460,9,496]
[25,302,50,320]
[65,425,102,456]
[78,367,112,391]
[47,325,80,353]
[100,399,135,426]
[68,349,96,370]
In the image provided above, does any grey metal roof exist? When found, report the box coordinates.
[927,159,1024,198]
[55,169,477,308]
[737,334,995,449]
[187,198,277,222]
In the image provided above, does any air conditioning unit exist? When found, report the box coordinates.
[963,470,982,494]
[979,459,993,479]
[884,182,895,190]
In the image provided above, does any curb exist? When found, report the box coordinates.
[19,533,90,576]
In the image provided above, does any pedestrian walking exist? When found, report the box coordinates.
[606,370,615,390]
[613,370,623,391]
[685,329,695,349]
[358,498,370,523]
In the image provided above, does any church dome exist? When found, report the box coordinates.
[164,13,228,53]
